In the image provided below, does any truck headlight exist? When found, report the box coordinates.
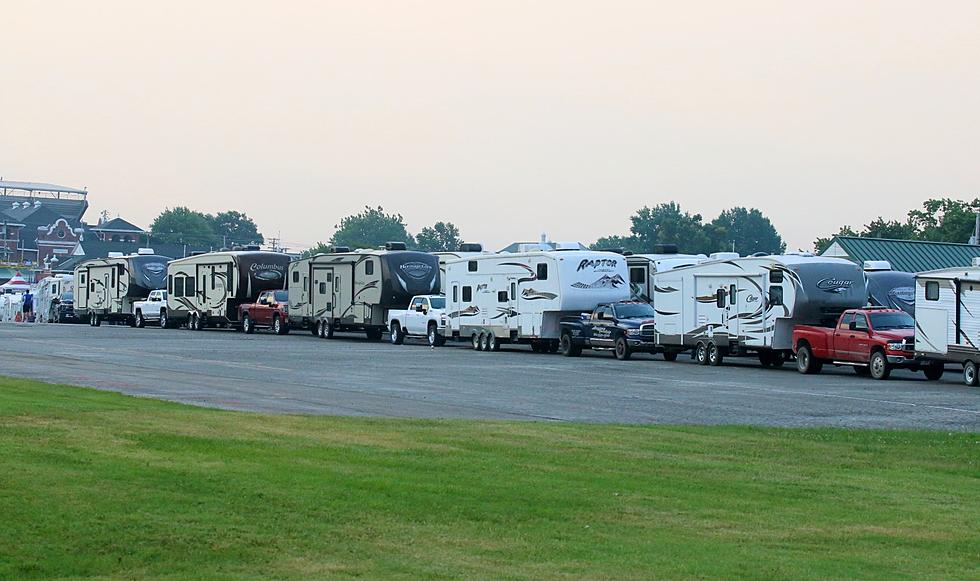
[626,328,642,336]
[887,341,905,351]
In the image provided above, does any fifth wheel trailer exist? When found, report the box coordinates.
[164,249,290,330]
[651,254,867,366]
[287,244,440,339]
[444,250,630,351]
[74,249,171,326]
[913,262,980,386]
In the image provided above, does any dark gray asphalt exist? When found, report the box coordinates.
[0,323,978,430]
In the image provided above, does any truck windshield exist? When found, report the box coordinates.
[614,303,656,319]
[429,297,446,309]
[62,292,73,302]
[869,312,914,330]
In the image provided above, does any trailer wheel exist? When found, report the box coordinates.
[614,337,632,361]
[92,314,101,327]
[923,363,944,381]
[311,322,320,336]
[796,344,822,374]
[487,332,500,352]
[694,342,709,365]
[869,350,891,380]
[707,343,723,366]
[427,323,444,347]
[662,350,678,362]
[963,361,978,386]
[390,322,405,345]
[242,314,255,334]
[317,320,326,338]
[472,333,482,351]
[478,333,490,352]
[135,311,146,328]
[559,333,582,357]
[547,341,560,354]
[325,321,335,339]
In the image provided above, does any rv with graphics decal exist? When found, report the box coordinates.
[287,243,440,340]
[651,254,867,367]
[912,261,980,386]
[433,243,487,293]
[624,245,727,302]
[74,249,171,326]
[864,261,915,315]
[444,250,630,352]
[163,248,290,330]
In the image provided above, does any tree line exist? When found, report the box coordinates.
[149,207,265,248]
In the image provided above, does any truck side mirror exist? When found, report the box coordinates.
[848,321,857,331]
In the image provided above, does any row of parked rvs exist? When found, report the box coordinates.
[57,242,980,385]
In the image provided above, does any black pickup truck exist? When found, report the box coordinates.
[558,301,658,360]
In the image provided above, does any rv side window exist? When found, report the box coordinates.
[925,281,939,301]
[468,261,478,272]
[452,285,458,302]
[326,273,333,282]
[716,288,726,308]
[769,286,784,306]
[293,271,300,284]
[498,290,508,303]
[729,285,737,303]
[462,286,472,302]
[630,268,645,284]
[174,277,185,298]
[80,273,87,285]
[168,275,173,294]
[90,282,95,292]
[510,283,517,300]
[319,282,327,294]
[211,271,217,290]
[111,268,116,287]
[769,270,783,284]
[365,261,374,275]
[537,263,548,280]
[185,276,196,297]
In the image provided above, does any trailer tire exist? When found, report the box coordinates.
[326,321,335,339]
[869,350,891,380]
[487,332,500,352]
[694,342,709,365]
[707,343,723,366]
[478,333,490,352]
[472,333,482,351]
[390,322,405,345]
[662,350,678,362]
[614,337,632,361]
[317,320,326,338]
[559,333,582,357]
[242,314,255,334]
[135,311,146,328]
[311,322,320,336]
[92,314,101,327]
[427,323,444,347]
[963,361,978,386]
[796,344,822,374]
[923,363,944,381]
[547,341,560,354]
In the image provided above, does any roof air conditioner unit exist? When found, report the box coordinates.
[331,246,351,253]
[137,248,155,255]
[107,252,125,258]
[385,241,407,251]
[863,260,892,271]
[711,252,740,260]
[458,242,483,252]
[651,244,679,254]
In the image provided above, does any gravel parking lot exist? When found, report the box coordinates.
[1,322,978,430]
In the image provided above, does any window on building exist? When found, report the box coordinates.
[926,281,940,301]
[462,286,472,302]
[537,263,548,280]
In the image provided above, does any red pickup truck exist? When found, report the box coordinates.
[239,290,290,335]
[793,308,943,380]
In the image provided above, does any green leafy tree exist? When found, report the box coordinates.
[629,202,710,254]
[415,222,462,252]
[301,242,332,259]
[591,235,644,253]
[208,211,264,247]
[150,207,216,245]
[814,226,858,254]
[908,198,980,242]
[861,217,917,240]
[708,207,786,255]
[329,206,414,249]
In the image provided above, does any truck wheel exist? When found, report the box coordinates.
[614,337,632,361]
[963,361,978,386]
[694,342,708,365]
[869,350,891,380]
[135,311,145,328]
[159,310,169,329]
[559,333,582,357]
[662,350,678,362]
[796,345,822,374]
[390,322,405,345]
[923,363,944,381]
[427,323,444,347]
[242,314,254,334]
[273,315,286,335]
[487,332,500,352]
[707,343,723,366]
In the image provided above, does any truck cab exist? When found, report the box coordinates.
[793,308,942,380]
[133,290,168,327]
[239,290,290,335]
[558,301,657,360]
[387,295,448,346]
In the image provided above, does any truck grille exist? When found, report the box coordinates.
[640,324,655,338]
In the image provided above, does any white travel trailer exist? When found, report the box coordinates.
[287,244,440,339]
[74,249,171,326]
[652,254,867,366]
[445,250,630,351]
[35,274,73,323]
[913,262,980,385]
[165,249,290,330]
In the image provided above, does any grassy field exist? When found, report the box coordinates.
[0,377,977,580]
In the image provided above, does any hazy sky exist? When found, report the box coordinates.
[3,1,978,252]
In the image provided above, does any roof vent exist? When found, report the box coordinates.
[458,242,483,252]
[752,252,769,257]
[597,248,626,255]
[863,260,892,272]
[385,241,407,251]
[107,252,125,258]
[331,246,351,253]
[190,251,208,256]
[243,244,262,251]
[972,257,980,267]
[651,244,679,254]
[137,248,155,255]
[711,252,740,260]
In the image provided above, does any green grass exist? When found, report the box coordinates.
[0,377,977,580]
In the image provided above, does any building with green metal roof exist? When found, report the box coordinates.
[821,236,980,273]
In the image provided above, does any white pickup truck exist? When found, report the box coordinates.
[133,289,168,328]
[387,295,447,346]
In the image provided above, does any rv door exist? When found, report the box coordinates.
[312,267,334,320]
